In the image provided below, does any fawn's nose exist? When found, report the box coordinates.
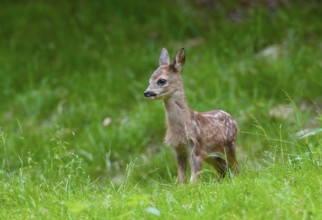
[144,90,156,97]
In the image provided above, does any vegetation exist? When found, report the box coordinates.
[0,0,321,219]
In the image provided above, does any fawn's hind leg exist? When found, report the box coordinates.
[205,156,228,179]
[226,141,239,174]
[174,146,188,184]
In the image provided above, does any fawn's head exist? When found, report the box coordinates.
[144,48,185,100]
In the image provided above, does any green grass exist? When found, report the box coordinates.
[1,0,322,219]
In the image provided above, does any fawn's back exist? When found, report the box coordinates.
[193,110,238,155]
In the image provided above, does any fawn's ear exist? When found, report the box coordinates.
[159,48,170,66]
[172,48,185,71]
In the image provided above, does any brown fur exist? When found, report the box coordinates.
[144,48,239,183]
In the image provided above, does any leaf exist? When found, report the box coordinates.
[296,128,322,139]
[145,207,161,216]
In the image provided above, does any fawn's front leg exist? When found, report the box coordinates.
[190,146,203,183]
[174,146,188,184]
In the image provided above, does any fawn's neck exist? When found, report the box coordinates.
[164,90,190,121]
[163,90,193,146]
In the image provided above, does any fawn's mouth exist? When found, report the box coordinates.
[144,91,157,99]
[146,95,157,100]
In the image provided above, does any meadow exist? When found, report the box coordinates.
[0,0,321,219]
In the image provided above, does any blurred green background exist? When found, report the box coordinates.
[1,0,321,182]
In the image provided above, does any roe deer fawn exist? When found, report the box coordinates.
[144,48,239,183]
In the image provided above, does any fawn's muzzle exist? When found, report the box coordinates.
[144,90,157,98]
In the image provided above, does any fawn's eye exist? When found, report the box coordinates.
[157,79,167,86]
